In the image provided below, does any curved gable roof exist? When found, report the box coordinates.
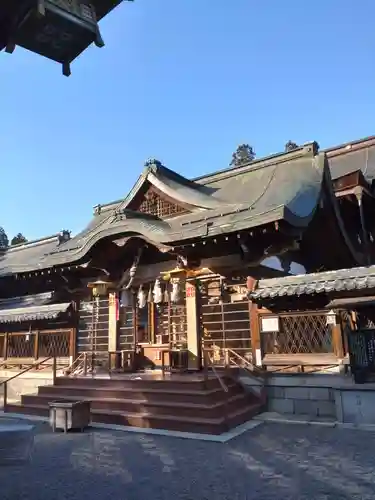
[41,144,325,268]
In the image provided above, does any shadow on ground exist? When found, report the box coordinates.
[0,421,374,500]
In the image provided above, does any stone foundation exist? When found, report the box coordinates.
[0,370,54,403]
[239,372,375,424]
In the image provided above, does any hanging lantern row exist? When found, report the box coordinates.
[119,278,184,309]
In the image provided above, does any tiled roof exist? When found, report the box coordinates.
[45,145,324,267]
[250,265,375,301]
[0,235,62,277]
[0,292,71,323]
[326,136,375,184]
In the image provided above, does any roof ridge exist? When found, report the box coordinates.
[7,234,60,253]
[93,143,317,211]
[323,135,375,154]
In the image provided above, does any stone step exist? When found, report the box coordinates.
[5,401,262,435]
[54,375,225,392]
[37,382,244,404]
[21,391,251,419]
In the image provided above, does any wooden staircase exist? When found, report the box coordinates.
[5,374,264,435]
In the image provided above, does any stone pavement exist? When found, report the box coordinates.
[0,420,375,500]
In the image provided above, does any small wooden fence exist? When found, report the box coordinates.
[258,310,346,369]
[0,329,72,364]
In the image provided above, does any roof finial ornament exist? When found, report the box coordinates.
[58,230,70,245]
[144,158,163,171]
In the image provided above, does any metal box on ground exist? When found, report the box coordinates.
[49,400,91,433]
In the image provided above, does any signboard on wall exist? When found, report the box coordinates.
[186,286,195,298]
[260,316,280,333]
[326,310,337,326]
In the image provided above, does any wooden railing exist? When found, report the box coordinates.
[202,348,230,430]
[203,349,228,393]
[65,350,137,376]
[1,357,57,411]
[0,329,71,362]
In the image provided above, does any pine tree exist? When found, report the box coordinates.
[0,227,9,249]
[11,233,28,246]
[285,140,299,152]
[230,144,255,167]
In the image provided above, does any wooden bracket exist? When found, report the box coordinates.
[62,62,71,77]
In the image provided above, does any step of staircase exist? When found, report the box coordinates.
[4,374,263,435]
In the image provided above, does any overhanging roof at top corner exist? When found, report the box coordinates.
[92,0,130,21]
[0,1,126,23]
[325,135,375,183]
[249,265,375,301]
[42,145,326,267]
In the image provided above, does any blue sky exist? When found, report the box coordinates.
[1,0,374,241]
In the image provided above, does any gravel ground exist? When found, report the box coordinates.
[0,421,375,500]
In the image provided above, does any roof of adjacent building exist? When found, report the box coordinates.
[249,265,375,301]
[0,234,64,277]
[0,292,71,323]
[326,135,375,184]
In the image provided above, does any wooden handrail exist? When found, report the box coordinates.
[225,348,265,376]
[203,349,228,393]
[0,356,56,411]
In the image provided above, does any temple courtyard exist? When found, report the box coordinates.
[0,420,374,500]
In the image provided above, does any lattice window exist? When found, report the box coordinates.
[7,334,35,358]
[38,330,70,358]
[137,188,188,219]
[261,313,333,355]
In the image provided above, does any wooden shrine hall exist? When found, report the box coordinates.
[1,135,375,433]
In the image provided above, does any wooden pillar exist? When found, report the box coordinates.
[185,281,201,371]
[249,302,262,366]
[70,299,79,362]
[3,332,8,360]
[34,330,39,360]
[247,276,262,366]
[332,313,345,359]
[108,292,118,353]
[69,328,77,363]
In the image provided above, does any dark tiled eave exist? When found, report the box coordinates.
[0,292,71,323]
[249,265,375,300]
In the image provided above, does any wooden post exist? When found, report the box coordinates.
[52,357,57,385]
[249,302,262,366]
[69,328,77,364]
[185,281,201,371]
[149,302,155,344]
[108,292,118,354]
[247,276,262,367]
[3,382,7,411]
[3,332,8,360]
[332,314,345,359]
[34,330,39,361]
[83,352,87,376]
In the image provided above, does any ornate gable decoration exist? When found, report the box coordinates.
[136,186,188,219]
